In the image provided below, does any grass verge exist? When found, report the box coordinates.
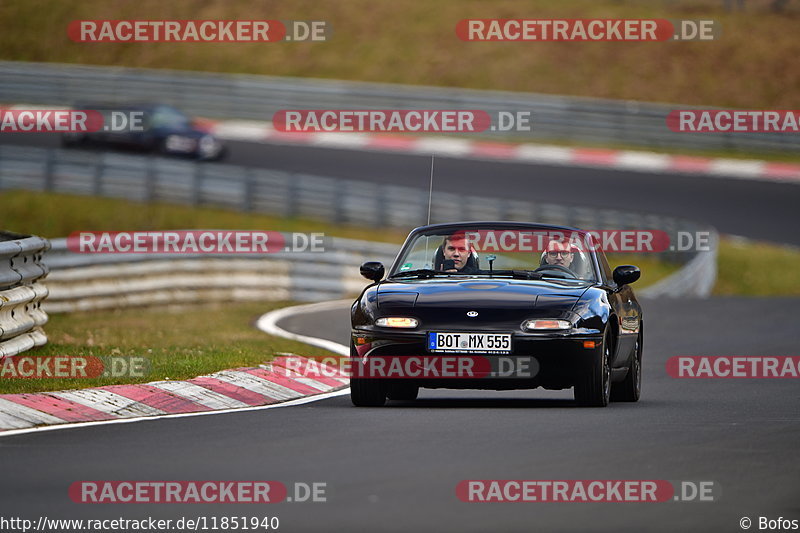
[4,190,799,297]
[1,0,799,110]
[0,301,340,395]
[714,238,800,297]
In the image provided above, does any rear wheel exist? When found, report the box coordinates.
[349,343,386,407]
[574,330,612,407]
[611,324,642,402]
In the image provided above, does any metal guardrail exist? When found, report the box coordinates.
[1,144,717,297]
[0,232,50,358]
[0,144,710,263]
[0,61,797,153]
[43,237,398,312]
[42,229,715,315]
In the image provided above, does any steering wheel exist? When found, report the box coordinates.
[534,264,578,278]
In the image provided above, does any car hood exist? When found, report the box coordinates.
[377,279,591,326]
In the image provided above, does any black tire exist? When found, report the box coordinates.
[386,383,419,401]
[611,324,642,402]
[61,133,85,148]
[349,344,386,407]
[574,330,612,407]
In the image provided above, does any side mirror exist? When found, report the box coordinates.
[613,265,641,286]
[360,261,385,282]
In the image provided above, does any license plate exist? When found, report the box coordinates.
[428,332,512,354]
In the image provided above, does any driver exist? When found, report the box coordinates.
[541,240,577,272]
[438,233,478,273]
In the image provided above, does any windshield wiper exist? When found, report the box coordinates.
[389,269,444,279]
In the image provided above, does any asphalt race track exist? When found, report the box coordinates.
[1,135,799,531]
[0,297,798,532]
[2,132,800,245]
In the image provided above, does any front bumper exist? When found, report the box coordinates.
[350,329,603,390]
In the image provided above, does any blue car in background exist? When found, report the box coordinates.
[61,103,227,161]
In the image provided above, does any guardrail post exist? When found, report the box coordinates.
[243,169,254,212]
[333,180,345,224]
[93,155,104,196]
[286,174,298,218]
[43,150,55,191]
[376,185,388,227]
[192,162,203,206]
[144,157,156,202]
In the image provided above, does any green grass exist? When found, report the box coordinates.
[714,238,800,296]
[0,301,344,394]
[1,0,798,111]
[0,190,409,243]
[5,189,799,296]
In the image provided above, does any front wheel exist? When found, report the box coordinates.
[349,344,386,407]
[611,324,642,402]
[574,330,612,407]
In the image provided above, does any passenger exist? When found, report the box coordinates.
[540,240,579,274]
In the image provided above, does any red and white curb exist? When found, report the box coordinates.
[209,119,800,184]
[0,355,349,435]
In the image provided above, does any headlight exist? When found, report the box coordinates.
[375,317,419,328]
[522,319,571,331]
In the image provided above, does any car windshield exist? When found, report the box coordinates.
[150,106,191,129]
[390,227,598,282]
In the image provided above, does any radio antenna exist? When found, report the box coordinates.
[426,154,435,225]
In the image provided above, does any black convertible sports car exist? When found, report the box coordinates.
[350,221,643,407]
[61,103,226,160]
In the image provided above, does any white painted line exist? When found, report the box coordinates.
[212,120,272,141]
[310,132,370,148]
[148,381,250,410]
[256,300,351,356]
[615,151,672,173]
[51,389,166,418]
[707,159,766,178]
[412,138,474,157]
[0,389,350,438]
[514,143,574,164]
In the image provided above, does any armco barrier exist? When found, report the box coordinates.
[0,61,797,153]
[1,144,718,307]
[1,143,712,260]
[41,227,717,315]
[43,237,399,312]
[0,232,50,358]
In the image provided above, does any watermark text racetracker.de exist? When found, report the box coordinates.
[409,229,712,254]
[279,354,536,379]
[272,109,532,133]
[0,355,149,379]
[456,19,719,41]
[667,110,800,133]
[457,480,720,502]
[67,231,325,254]
[0,108,143,133]
[69,480,326,503]
[667,356,800,378]
[68,19,330,42]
